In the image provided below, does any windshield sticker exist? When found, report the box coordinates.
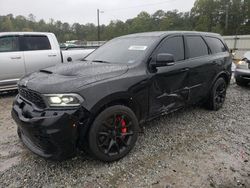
[128,46,147,51]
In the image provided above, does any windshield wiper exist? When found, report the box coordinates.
[92,60,111,64]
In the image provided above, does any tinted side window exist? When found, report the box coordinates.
[157,36,184,61]
[23,35,51,51]
[205,37,226,53]
[0,36,19,52]
[186,36,209,58]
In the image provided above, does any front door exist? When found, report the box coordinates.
[149,35,189,117]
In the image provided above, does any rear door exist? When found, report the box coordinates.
[204,36,231,74]
[149,35,190,116]
[184,35,216,103]
[0,35,25,88]
[21,35,60,74]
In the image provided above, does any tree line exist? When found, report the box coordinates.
[0,0,249,42]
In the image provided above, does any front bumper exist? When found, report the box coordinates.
[234,68,250,83]
[12,95,80,160]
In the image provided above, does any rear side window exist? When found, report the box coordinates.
[205,37,226,53]
[157,36,185,61]
[23,35,51,51]
[186,36,209,58]
[0,36,19,52]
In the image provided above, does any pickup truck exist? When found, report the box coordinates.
[0,32,95,91]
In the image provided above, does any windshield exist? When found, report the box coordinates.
[84,37,156,64]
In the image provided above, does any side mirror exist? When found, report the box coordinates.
[153,53,175,67]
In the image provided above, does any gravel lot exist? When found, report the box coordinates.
[0,82,249,188]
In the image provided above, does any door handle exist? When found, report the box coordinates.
[48,54,57,57]
[11,56,21,60]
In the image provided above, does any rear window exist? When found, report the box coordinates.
[205,37,226,53]
[23,35,51,51]
[186,36,209,58]
[0,36,19,52]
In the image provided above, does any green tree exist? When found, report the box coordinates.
[0,0,249,42]
[1,16,14,31]
[129,12,154,33]
[191,0,220,32]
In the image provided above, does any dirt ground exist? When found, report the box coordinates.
[0,83,249,188]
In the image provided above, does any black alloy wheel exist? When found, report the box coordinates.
[207,77,227,111]
[88,105,139,162]
[214,81,226,106]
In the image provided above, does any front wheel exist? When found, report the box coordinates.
[206,77,227,111]
[88,105,139,162]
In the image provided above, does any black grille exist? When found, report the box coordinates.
[19,87,46,109]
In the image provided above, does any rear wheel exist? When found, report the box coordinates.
[88,105,139,162]
[206,77,227,111]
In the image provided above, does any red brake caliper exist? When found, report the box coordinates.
[121,118,127,134]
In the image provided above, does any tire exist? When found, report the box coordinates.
[236,79,249,87]
[206,77,227,111]
[17,127,21,139]
[88,105,139,162]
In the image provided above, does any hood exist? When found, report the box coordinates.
[19,61,128,93]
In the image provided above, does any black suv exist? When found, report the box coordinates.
[12,31,232,162]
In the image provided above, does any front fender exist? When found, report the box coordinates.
[89,92,133,115]
[78,72,149,121]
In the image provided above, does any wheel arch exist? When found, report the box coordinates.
[204,71,230,101]
[212,71,231,87]
[89,92,142,122]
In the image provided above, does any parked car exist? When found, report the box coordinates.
[235,51,250,86]
[232,62,236,72]
[12,31,232,162]
[0,32,94,91]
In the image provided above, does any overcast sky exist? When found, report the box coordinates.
[0,0,196,25]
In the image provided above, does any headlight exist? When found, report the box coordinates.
[44,94,84,107]
[236,60,249,69]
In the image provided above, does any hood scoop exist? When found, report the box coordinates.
[40,69,53,74]
[41,61,128,78]
[40,68,78,77]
